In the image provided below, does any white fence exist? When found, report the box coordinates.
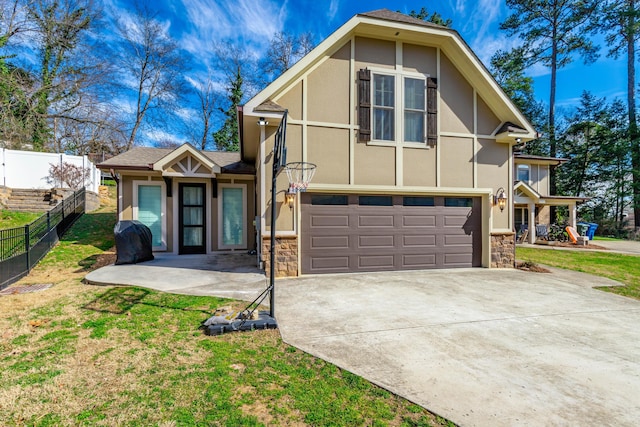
[1,149,100,193]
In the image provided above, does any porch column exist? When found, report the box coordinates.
[528,202,536,243]
[569,202,577,228]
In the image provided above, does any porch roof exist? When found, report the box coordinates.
[97,146,255,174]
[514,181,588,205]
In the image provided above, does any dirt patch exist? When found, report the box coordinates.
[92,247,117,269]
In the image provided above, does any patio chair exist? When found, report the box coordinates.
[535,224,549,241]
[517,224,529,244]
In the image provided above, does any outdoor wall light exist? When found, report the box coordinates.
[494,187,507,212]
[257,117,268,126]
[285,190,296,209]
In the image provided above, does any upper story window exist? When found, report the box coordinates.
[404,78,426,143]
[517,164,530,182]
[358,69,437,147]
[373,74,395,141]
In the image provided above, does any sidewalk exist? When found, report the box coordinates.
[518,239,640,256]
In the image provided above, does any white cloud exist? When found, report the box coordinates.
[327,0,339,21]
[178,0,288,65]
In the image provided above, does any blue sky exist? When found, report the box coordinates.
[104,0,628,143]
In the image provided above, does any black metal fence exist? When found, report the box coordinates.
[0,188,85,290]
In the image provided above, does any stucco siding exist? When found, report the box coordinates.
[477,95,501,135]
[402,43,437,76]
[440,53,473,134]
[263,131,294,232]
[440,136,474,187]
[477,138,509,229]
[276,81,303,121]
[308,126,350,184]
[403,147,436,186]
[354,144,396,185]
[354,36,395,69]
[307,42,351,124]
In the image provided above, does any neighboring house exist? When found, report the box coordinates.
[513,154,587,243]
[97,144,256,254]
[239,9,536,276]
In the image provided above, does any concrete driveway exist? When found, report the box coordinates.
[275,268,640,426]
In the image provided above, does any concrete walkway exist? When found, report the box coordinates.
[591,239,640,255]
[84,253,268,302]
[518,238,640,255]
[275,269,640,427]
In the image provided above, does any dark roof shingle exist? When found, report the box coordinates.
[98,146,254,174]
[359,9,448,30]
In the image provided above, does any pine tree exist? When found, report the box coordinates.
[601,0,640,230]
[213,67,242,152]
[500,0,600,207]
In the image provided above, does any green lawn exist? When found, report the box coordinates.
[0,191,451,427]
[516,247,640,299]
[0,210,41,229]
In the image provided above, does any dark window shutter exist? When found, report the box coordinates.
[427,77,438,147]
[358,69,371,142]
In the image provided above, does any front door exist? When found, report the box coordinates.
[179,183,206,254]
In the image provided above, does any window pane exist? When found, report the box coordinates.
[405,78,425,110]
[404,111,424,142]
[183,207,203,226]
[222,187,244,246]
[517,165,530,182]
[405,78,425,143]
[138,185,162,247]
[403,196,434,206]
[359,196,392,206]
[374,108,394,140]
[445,197,473,208]
[183,227,203,246]
[311,195,348,205]
[374,75,394,107]
[183,186,203,205]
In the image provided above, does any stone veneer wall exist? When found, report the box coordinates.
[0,186,11,208]
[491,232,515,268]
[261,236,298,277]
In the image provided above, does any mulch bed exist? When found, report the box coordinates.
[515,261,551,273]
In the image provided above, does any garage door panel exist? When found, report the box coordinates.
[403,235,437,247]
[358,235,395,248]
[402,215,436,227]
[358,215,394,227]
[402,254,437,267]
[443,214,471,227]
[358,255,395,269]
[444,253,473,266]
[310,214,349,228]
[310,256,350,271]
[310,235,350,249]
[444,234,473,245]
[301,194,481,274]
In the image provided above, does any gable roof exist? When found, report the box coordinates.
[359,9,448,30]
[97,145,254,174]
[241,9,536,147]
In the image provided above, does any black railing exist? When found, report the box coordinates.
[0,188,85,290]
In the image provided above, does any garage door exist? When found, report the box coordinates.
[301,194,482,274]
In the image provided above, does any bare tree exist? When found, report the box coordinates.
[115,1,186,150]
[26,0,97,151]
[259,31,316,85]
[188,74,216,150]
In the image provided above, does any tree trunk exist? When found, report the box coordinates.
[549,24,558,223]
[628,0,640,230]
